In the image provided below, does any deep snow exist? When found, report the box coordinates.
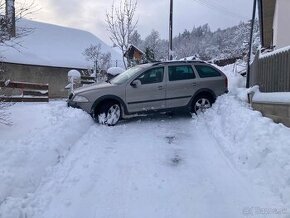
[0,65,289,218]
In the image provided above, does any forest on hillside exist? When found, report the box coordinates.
[130,20,260,61]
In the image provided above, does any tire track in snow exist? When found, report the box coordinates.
[1,115,285,218]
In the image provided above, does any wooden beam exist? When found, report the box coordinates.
[0,81,49,90]
[0,97,49,102]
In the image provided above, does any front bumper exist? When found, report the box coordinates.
[67,97,92,115]
[67,100,81,109]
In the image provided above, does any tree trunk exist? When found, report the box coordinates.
[5,0,16,38]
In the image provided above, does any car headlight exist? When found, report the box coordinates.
[72,95,89,103]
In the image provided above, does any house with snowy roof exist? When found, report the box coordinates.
[0,19,122,98]
[124,44,145,65]
[249,0,290,127]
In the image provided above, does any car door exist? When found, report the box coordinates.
[126,67,166,113]
[166,65,199,108]
[193,64,227,96]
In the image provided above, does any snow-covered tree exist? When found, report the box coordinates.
[106,0,138,69]
[130,30,142,48]
[144,47,155,62]
[143,30,160,58]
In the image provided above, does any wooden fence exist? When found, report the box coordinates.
[81,76,96,85]
[0,80,49,102]
[250,48,290,92]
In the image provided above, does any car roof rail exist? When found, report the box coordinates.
[151,60,207,66]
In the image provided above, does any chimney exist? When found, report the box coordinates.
[5,0,16,38]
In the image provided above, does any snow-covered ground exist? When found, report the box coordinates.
[0,65,289,218]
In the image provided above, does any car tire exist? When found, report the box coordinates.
[97,102,121,126]
[191,94,213,115]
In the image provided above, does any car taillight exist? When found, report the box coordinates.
[225,77,228,89]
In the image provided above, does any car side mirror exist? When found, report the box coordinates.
[131,80,141,88]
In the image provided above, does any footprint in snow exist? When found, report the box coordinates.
[165,136,176,144]
[170,154,182,166]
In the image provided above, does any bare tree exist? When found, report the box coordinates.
[106,0,138,69]
[83,43,102,63]
[100,52,112,70]
[83,43,112,73]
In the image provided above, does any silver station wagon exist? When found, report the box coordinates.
[68,61,228,126]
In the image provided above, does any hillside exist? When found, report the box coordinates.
[131,21,260,61]
[0,19,122,69]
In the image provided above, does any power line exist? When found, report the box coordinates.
[193,0,248,21]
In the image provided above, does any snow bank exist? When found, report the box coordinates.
[0,101,93,207]
[253,91,290,104]
[200,94,290,206]
[216,63,246,94]
[0,19,122,69]
[210,64,290,207]
[107,67,125,76]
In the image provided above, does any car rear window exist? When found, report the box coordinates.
[195,65,221,78]
[168,65,195,81]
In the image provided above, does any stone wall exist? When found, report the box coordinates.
[252,102,290,127]
[1,62,87,98]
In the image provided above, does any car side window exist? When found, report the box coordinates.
[137,67,164,85]
[195,65,221,78]
[168,65,195,81]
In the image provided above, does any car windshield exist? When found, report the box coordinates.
[110,66,143,85]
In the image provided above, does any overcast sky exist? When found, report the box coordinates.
[24,0,254,45]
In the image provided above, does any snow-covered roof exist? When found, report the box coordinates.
[0,19,122,69]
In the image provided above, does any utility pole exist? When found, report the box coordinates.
[168,0,173,60]
[246,0,257,88]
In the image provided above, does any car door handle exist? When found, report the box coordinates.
[158,86,164,90]
[192,83,197,87]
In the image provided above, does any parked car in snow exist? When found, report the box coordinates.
[68,61,228,125]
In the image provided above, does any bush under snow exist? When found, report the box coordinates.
[107,67,125,76]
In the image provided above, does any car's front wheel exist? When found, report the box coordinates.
[97,102,121,126]
[191,95,213,114]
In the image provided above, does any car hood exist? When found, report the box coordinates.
[73,82,115,94]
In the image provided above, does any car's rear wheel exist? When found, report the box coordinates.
[97,102,121,126]
[191,95,213,114]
